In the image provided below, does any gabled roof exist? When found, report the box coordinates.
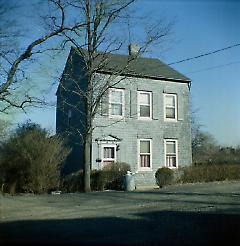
[73,47,190,83]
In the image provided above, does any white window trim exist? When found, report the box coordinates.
[101,144,117,165]
[164,93,178,122]
[164,139,178,169]
[138,139,152,171]
[109,88,125,119]
[137,91,152,120]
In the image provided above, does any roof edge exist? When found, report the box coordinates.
[97,70,191,83]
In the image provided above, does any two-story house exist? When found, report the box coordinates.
[56,46,192,186]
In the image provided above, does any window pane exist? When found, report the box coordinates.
[165,95,175,107]
[111,103,122,116]
[111,91,122,103]
[68,110,72,118]
[166,156,176,167]
[104,147,115,158]
[166,108,175,118]
[140,141,150,153]
[140,155,150,167]
[166,141,176,154]
[140,105,150,117]
[139,93,150,105]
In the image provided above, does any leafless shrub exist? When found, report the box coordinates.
[0,122,70,194]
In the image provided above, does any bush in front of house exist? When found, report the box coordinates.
[180,164,240,183]
[155,167,174,188]
[60,169,104,192]
[91,162,131,191]
[60,162,131,192]
[91,169,106,191]
[0,122,70,194]
[60,170,84,192]
[101,162,131,190]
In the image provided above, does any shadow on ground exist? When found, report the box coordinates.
[1,210,240,246]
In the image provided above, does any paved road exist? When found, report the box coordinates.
[1,181,240,245]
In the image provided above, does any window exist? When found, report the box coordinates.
[138,91,152,119]
[109,88,124,117]
[164,94,177,121]
[165,139,178,168]
[138,139,152,170]
[102,144,116,167]
[68,109,72,126]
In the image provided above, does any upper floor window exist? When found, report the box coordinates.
[165,139,178,168]
[138,139,152,170]
[109,88,125,118]
[164,94,177,121]
[138,91,152,119]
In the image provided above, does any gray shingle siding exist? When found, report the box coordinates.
[91,77,192,186]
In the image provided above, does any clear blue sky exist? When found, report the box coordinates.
[12,0,240,147]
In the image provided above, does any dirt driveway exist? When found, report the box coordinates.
[1,181,240,245]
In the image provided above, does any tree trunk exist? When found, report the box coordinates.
[9,181,16,195]
[84,132,91,192]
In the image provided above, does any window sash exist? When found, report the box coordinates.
[110,90,123,104]
[166,141,176,154]
[165,95,175,107]
[165,139,178,168]
[109,89,124,117]
[138,91,152,119]
[166,155,177,168]
[140,105,150,117]
[102,145,116,162]
[140,140,150,154]
[103,147,115,159]
[139,92,150,105]
[140,154,150,167]
[164,94,177,120]
[166,108,176,119]
[110,103,123,116]
[139,139,152,169]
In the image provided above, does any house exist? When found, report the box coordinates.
[56,45,192,186]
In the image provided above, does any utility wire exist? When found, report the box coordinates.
[186,61,240,75]
[168,43,240,66]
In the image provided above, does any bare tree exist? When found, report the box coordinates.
[0,1,19,58]
[191,106,218,164]
[54,0,174,192]
[0,0,88,113]
[191,108,240,164]
[1,0,173,192]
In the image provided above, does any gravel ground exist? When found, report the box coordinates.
[1,181,240,245]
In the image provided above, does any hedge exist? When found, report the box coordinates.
[180,164,240,183]
[61,162,131,192]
